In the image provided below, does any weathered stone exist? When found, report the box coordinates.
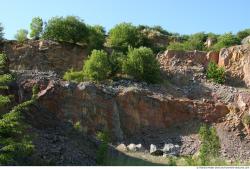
[150,144,163,156]
[1,40,89,75]
[116,144,128,152]
[162,144,180,156]
[218,44,250,87]
[127,144,137,152]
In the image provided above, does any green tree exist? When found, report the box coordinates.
[15,29,28,43]
[0,53,34,165]
[212,33,240,51]
[0,23,4,41]
[42,16,89,44]
[87,25,106,50]
[237,29,250,40]
[123,47,161,84]
[30,17,43,39]
[107,23,142,52]
[83,50,112,81]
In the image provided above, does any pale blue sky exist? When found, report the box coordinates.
[0,0,250,39]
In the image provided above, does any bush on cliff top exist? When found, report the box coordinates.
[123,47,161,84]
[87,25,106,50]
[212,33,240,51]
[42,16,89,44]
[15,29,28,43]
[106,23,143,52]
[30,17,43,40]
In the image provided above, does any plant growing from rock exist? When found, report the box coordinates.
[30,17,43,40]
[242,113,250,125]
[96,131,110,165]
[198,124,220,166]
[206,61,225,84]
[15,29,28,43]
[123,47,161,84]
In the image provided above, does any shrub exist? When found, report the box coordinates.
[242,113,250,125]
[108,51,126,76]
[123,47,161,84]
[212,33,240,51]
[0,23,4,41]
[206,62,225,84]
[42,16,89,44]
[30,17,43,39]
[167,32,208,51]
[83,50,111,81]
[63,69,85,82]
[96,131,110,165]
[87,25,106,50]
[107,23,142,52]
[15,29,28,43]
[198,124,220,166]
[237,29,250,40]
[167,41,192,51]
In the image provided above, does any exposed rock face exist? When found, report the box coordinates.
[242,36,250,45]
[157,50,219,86]
[16,72,230,141]
[218,44,250,87]
[1,40,88,75]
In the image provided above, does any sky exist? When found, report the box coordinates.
[0,0,250,39]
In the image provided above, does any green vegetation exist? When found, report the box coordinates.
[0,23,3,41]
[212,33,240,51]
[64,47,161,84]
[42,16,89,44]
[83,50,112,81]
[96,131,110,165]
[87,25,106,50]
[63,69,85,82]
[0,53,36,165]
[15,29,28,43]
[123,47,161,84]
[237,29,250,40]
[198,124,220,165]
[206,62,225,84]
[107,22,142,52]
[242,113,250,125]
[30,17,43,39]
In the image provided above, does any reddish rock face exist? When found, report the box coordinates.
[18,78,230,141]
[218,45,250,87]
[1,40,89,75]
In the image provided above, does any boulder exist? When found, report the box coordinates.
[127,144,137,152]
[162,144,180,156]
[135,144,145,152]
[218,44,250,87]
[150,144,163,156]
[242,36,250,45]
[116,144,128,152]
